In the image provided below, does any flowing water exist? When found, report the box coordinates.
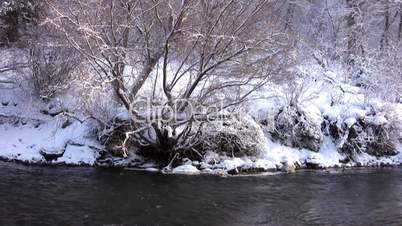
[0,162,402,226]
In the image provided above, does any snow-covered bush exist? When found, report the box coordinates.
[98,112,268,167]
[270,105,323,152]
[197,114,266,158]
[74,66,122,124]
[327,113,400,159]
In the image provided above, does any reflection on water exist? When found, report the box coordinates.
[0,162,401,226]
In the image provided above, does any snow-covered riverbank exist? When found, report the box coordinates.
[1,82,401,175]
[1,116,401,175]
[1,47,402,175]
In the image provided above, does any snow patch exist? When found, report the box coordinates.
[172,165,200,175]
[56,145,98,165]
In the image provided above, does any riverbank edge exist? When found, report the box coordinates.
[1,155,401,176]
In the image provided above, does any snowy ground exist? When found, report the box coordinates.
[0,117,100,166]
[0,86,101,166]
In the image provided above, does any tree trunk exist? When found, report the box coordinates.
[131,53,162,98]
[380,0,390,51]
[346,0,364,64]
[399,4,402,42]
[284,0,295,32]
[4,11,19,44]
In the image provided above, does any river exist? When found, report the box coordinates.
[0,162,401,226]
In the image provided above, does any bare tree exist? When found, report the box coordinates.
[380,0,390,51]
[44,0,291,160]
[346,0,365,64]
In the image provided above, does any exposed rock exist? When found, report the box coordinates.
[227,166,267,175]
[40,108,65,117]
[39,149,65,161]
[95,148,144,168]
[339,158,351,164]
[95,157,114,167]
[270,106,323,152]
[305,155,322,169]
[0,114,43,126]
[227,167,240,175]
[61,119,73,129]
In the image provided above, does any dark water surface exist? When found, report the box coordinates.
[0,162,402,226]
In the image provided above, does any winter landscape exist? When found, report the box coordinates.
[1,0,402,225]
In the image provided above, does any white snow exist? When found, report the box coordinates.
[172,165,200,175]
[249,137,343,170]
[344,117,357,128]
[0,119,99,165]
[365,115,388,126]
[144,167,160,172]
[56,145,98,165]
[251,159,277,171]
[217,158,246,170]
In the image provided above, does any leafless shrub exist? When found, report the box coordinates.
[354,45,402,103]
[0,48,31,90]
[30,45,80,99]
